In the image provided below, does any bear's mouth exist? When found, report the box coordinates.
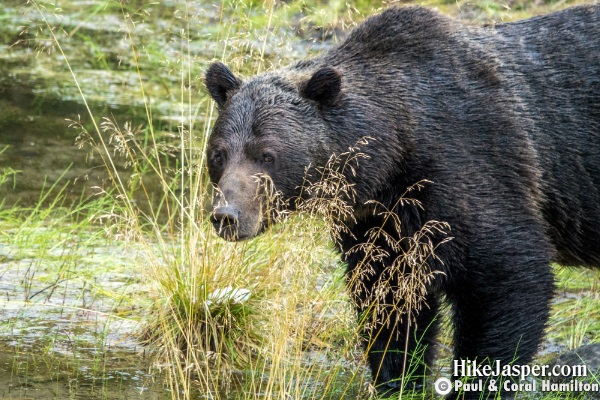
[215,224,244,242]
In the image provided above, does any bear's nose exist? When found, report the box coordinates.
[211,206,241,232]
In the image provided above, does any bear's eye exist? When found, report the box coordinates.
[262,153,275,164]
[213,150,225,166]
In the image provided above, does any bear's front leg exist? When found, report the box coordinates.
[340,208,450,397]
[365,292,440,397]
[345,251,441,397]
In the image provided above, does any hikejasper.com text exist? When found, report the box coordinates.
[454,359,588,381]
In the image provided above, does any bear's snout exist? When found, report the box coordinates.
[211,205,242,241]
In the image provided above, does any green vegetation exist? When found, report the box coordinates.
[0,0,597,399]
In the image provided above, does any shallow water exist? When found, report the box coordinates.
[0,227,169,399]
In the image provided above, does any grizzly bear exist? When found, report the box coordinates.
[205,5,600,398]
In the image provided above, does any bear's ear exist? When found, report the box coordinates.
[300,66,342,107]
[205,62,242,108]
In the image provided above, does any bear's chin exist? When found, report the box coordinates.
[215,222,267,242]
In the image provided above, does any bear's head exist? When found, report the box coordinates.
[205,62,344,241]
